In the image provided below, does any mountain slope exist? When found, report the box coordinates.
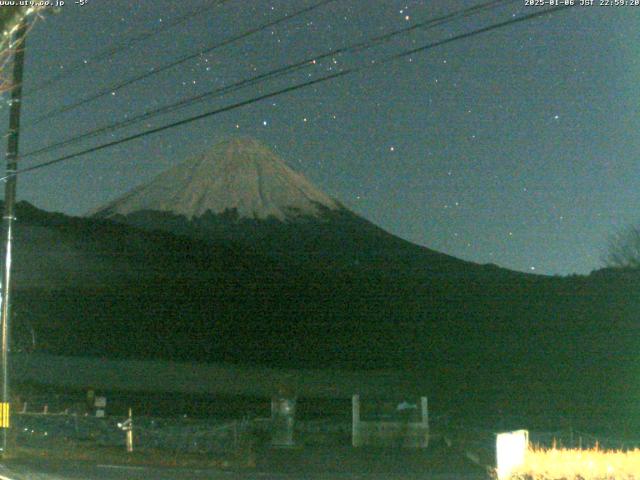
[90,138,514,277]
[6,200,640,432]
[7,138,638,431]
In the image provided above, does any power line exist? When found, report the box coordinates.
[26,1,233,96]
[4,5,574,182]
[16,4,572,174]
[21,0,517,160]
[26,0,337,127]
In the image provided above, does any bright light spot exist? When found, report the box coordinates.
[262,120,268,126]
[496,430,528,480]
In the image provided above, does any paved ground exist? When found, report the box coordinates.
[0,463,488,480]
[0,445,489,479]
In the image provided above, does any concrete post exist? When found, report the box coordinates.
[421,396,428,426]
[352,394,360,447]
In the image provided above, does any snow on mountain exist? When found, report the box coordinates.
[90,138,340,222]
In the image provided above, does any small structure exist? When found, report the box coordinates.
[352,394,429,448]
[271,394,296,447]
[87,389,107,417]
[94,396,107,417]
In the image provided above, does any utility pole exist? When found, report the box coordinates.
[0,15,28,455]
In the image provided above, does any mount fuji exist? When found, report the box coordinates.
[91,138,341,222]
[90,137,493,275]
[5,138,637,429]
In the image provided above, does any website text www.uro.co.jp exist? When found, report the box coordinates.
[0,0,66,7]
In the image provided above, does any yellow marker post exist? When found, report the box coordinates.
[126,408,133,453]
[0,402,10,428]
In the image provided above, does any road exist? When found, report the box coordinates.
[0,461,487,480]
[0,444,489,479]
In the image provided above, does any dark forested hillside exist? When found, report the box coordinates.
[5,200,640,431]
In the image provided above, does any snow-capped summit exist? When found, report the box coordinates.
[89,137,475,277]
[90,138,340,221]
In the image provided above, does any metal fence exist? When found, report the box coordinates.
[12,411,355,454]
[13,412,253,454]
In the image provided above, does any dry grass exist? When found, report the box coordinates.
[508,443,640,480]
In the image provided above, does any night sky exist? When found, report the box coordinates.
[2,0,639,275]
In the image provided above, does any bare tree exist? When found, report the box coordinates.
[604,225,640,269]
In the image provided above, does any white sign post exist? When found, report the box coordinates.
[496,429,528,480]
